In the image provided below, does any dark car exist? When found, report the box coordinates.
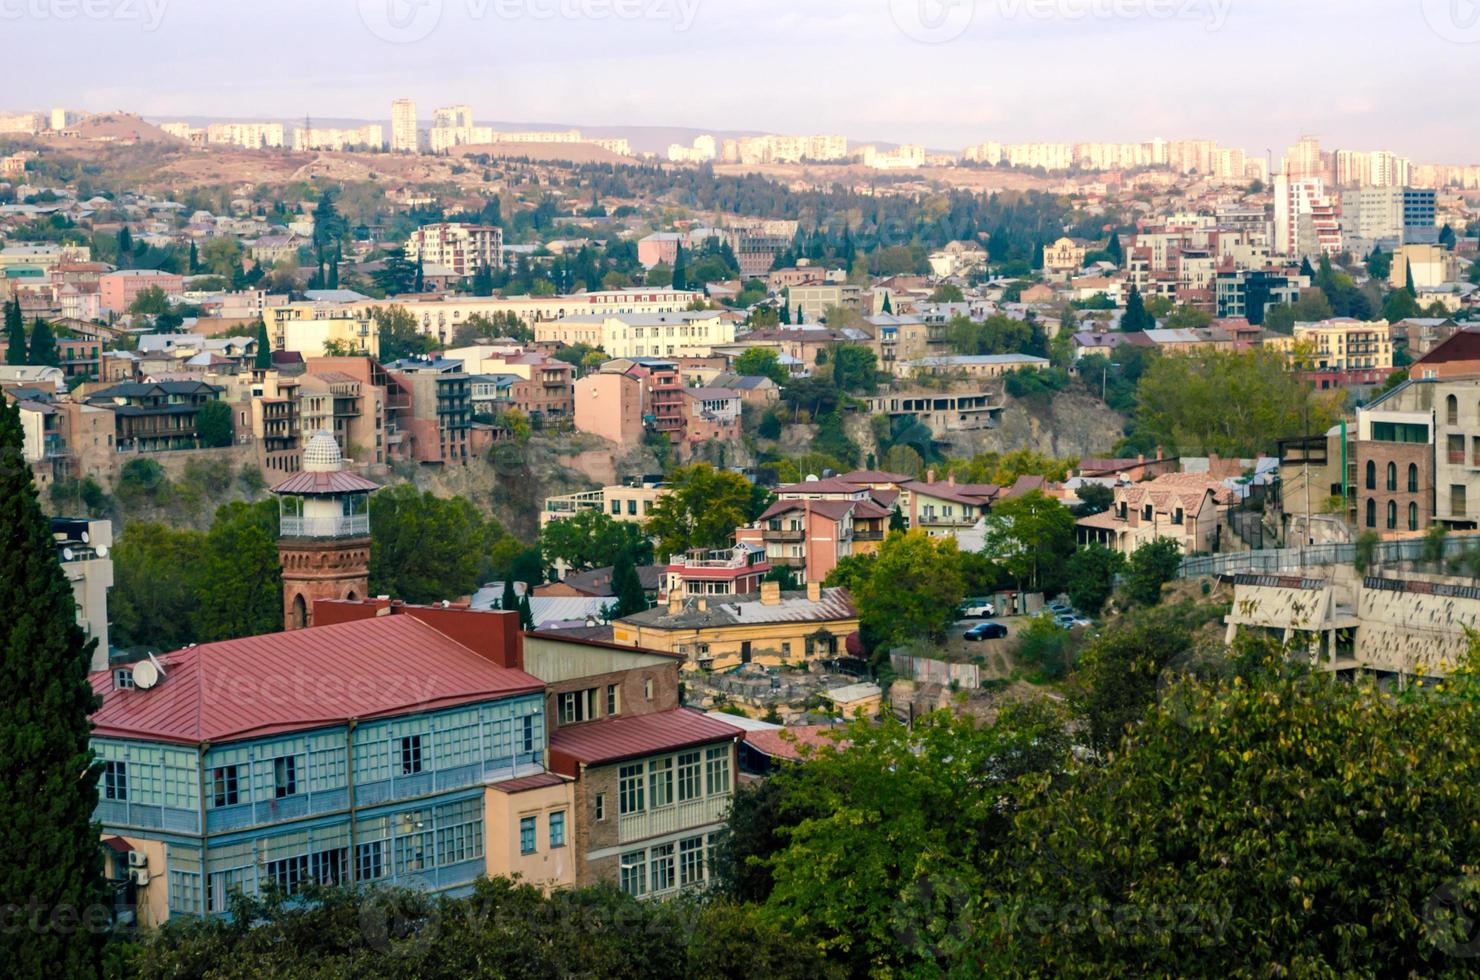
[964,621,1008,641]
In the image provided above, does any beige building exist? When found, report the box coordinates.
[1076,473,1234,556]
[1391,244,1463,290]
[787,283,862,322]
[405,223,503,278]
[1292,318,1393,385]
[1042,237,1086,278]
[538,312,735,359]
[574,371,645,445]
[267,303,378,358]
[540,481,670,527]
[390,98,418,152]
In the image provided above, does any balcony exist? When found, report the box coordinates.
[617,793,730,845]
[763,527,805,542]
[279,514,370,538]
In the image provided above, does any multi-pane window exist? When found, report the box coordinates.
[394,827,433,874]
[265,854,309,894]
[648,757,673,808]
[559,689,596,724]
[310,847,347,886]
[606,684,619,716]
[705,746,731,795]
[103,760,128,801]
[211,765,241,807]
[355,841,384,881]
[620,851,646,897]
[594,793,605,821]
[679,837,704,886]
[521,715,536,753]
[549,811,565,848]
[520,816,537,855]
[273,755,298,798]
[677,751,701,801]
[399,735,423,775]
[619,763,645,815]
[650,843,675,893]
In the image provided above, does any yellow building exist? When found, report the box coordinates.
[1292,318,1393,382]
[611,581,860,671]
[1042,237,1086,278]
[266,303,378,358]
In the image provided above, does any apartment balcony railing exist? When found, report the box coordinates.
[763,528,805,542]
[618,793,731,845]
[280,514,370,538]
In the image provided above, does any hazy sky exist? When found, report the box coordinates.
[5,0,1477,160]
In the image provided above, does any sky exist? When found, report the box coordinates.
[4,0,1478,161]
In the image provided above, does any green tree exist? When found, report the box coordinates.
[373,305,437,362]
[928,283,964,303]
[372,248,419,296]
[643,464,757,559]
[1164,303,1212,331]
[1106,231,1122,265]
[518,593,534,630]
[1014,613,1077,680]
[1120,284,1152,332]
[671,241,687,291]
[195,399,233,447]
[26,317,59,366]
[1065,543,1125,615]
[611,550,648,617]
[128,284,172,317]
[985,490,1076,594]
[200,237,243,279]
[4,299,26,364]
[370,485,499,603]
[253,317,271,370]
[851,530,965,644]
[1073,482,1114,515]
[312,187,347,249]
[1383,286,1420,323]
[1122,537,1184,606]
[500,577,519,612]
[192,501,282,642]
[733,347,789,385]
[830,344,878,393]
[539,508,653,572]
[0,400,106,977]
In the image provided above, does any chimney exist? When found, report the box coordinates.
[926,468,936,484]
[697,597,708,613]
[806,581,821,602]
[760,580,781,605]
[947,473,955,487]
[1156,446,1164,460]
[1137,454,1145,465]
[668,591,683,614]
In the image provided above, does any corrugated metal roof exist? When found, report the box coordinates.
[489,772,569,794]
[269,470,381,495]
[89,616,545,745]
[619,588,859,630]
[550,708,740,766]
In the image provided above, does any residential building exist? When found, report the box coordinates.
[539,312,736,360]
[1042,237,1086,278]
[292,125,383,151]
[390,360,473,463]
[405,223,503,278]
[1292,318,1394,389]
[391,98,418,152]
[895,353,1049,381]
[85,380,223,453]
[660,544,771,600]
[100,269,184,314]
[266,303,378,358]
[736,496,890,583]
[1412,327,1480,380]
[574,370,645,445]
[1354,400,1432,536]
[612,581,861,671]
[1360,376,1480,529]
[52,516,113,671]
[786,283,862,322]
[1074,473,1233,555]
[205,122,285,149]
[1391,243,1463,290]
[680,386,741,444]
[898,475,999,537]
[1215,269,1307,325]
[540,479,669,527]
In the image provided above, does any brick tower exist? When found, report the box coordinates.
[270,430,379,630]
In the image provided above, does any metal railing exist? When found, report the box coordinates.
[280,515,370,538]
[1177,533,1480,579]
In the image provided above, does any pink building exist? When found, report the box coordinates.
[637,232,682,269]
[574,371,644,445]
[99,269,184,314]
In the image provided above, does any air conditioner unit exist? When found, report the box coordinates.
[127,851,148,869]
[130,868,150,886]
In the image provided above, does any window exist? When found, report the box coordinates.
[1371,421,1429,443]
[103,760,127,801]
[594,793,605,821]
[1366,498,1376,528]
[705,746,731,796]
[210,765,241,807]
[679,836,704,886]
[265,855,309,894]
[620,850,646,897]
[1409,502,1419,531]
[559,688,596,724]
[610,500,620,514]
[521,715,536,753]
[1365,460,1376,490]
[519,816,537,855]
[1447,394,1458,425]
[606,684,619,716]
[650,843,675,893]
[355,841,384,880]
[1386,462,1397,492]
[1387,500,1397,529]
[273,755,298,798]
[644,678,654,700]
[1453,485,1467,517]
[649,757,674,808]
[310,848,347,886]
[677,751,702,801]
[619,763,645,814]
[627,499,637,515]
[1409,464,1419,493]
[549,811,565,848]
[399,735,423,775]
[113,669,134,691]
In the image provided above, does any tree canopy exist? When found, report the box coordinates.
[538,508,654,573]
[644,464,767,560]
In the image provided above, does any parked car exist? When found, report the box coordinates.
[964,621,1009,641]
[959,598,997,618]
[1054,614,1091,629]
[1047,601,1072,615]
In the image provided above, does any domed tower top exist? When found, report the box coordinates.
[301,430,345,473]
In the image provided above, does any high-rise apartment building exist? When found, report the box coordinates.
[391,98,418,153]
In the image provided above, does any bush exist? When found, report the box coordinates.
[114,457,171,508]
[1015,614,1077,680]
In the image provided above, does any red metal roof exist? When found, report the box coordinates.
[269,470,381,495]
[549,708,740,770]
[90,616,545,745]
[489,772,569,794]
[743,725,849,762]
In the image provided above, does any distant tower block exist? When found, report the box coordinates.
[270,431,379,630]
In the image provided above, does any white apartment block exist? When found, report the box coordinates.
[862,144,926,170]
[1336,149,1411,188]
[50,108,83,130]
[538,311,736,359]
[292,125,383,152]
[719,134,848,165]
[432,105,474,129]
[429,125,494,153]
[205,122,286,149]
[405,223,503,277]
[0,112,43,134]
[1274,174,1333,256]
[591,137,633,156]
[160,122,202,142]
[390,98,418,153]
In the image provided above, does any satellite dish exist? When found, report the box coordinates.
[62,547,74,561]
[132,660,159,690]
[80,530,90,543]
[95,545,108,558]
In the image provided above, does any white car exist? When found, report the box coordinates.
[959,599,996,618]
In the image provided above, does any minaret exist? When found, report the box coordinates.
[270,431,379,630]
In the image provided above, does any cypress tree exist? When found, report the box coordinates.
[1405,262,1417,297]
[881,293,893,314]
[1106,232,1122,266]
[500,578,518,613]
[28,318,59,367]
[188,240,199,274]
[4,299,26,365]
[518,593,534,631]
[1299,255,1315,280]
[1122,285,1150,332]
[414,256,425,293]
[0,400,106,976]
[671,242,687,291]
[612,551,647,617]
[253,317,272,370]
[779,301,791,325]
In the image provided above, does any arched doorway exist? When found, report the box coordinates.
[345,589,358,602]
[291,593,308,630]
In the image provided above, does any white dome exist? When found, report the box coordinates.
[301,431,344,473]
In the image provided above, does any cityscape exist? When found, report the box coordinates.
[5,2,1480,977]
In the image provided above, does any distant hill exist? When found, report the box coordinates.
[71,112,183,144]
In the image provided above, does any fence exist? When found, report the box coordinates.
[889,652,981,689]
[1177,533,1480,579]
